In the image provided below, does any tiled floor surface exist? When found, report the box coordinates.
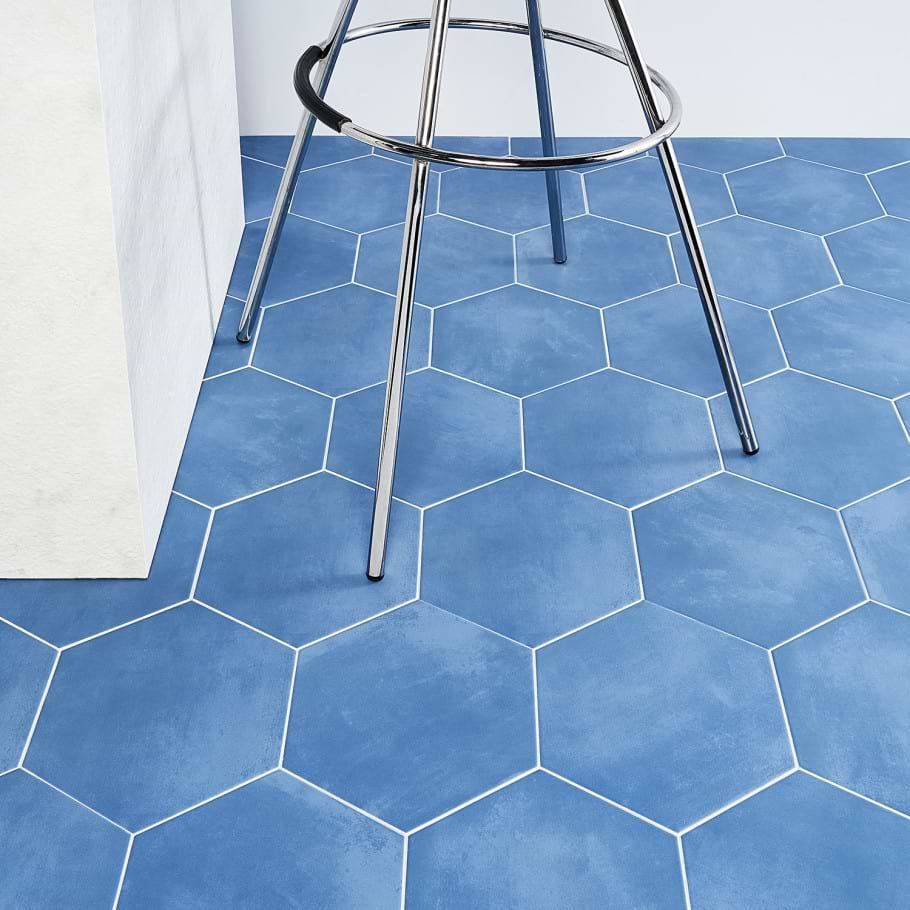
[4,136,910,907]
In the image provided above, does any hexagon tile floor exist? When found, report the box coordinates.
[5,136,910,909]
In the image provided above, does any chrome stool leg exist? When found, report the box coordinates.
[236,0,359,344]
[526,0,567,264]
[603,0,759,455]
[367,0,453,580]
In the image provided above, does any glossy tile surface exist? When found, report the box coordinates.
[538,602,792,829]
[284,602,535,830]
[25,604,293,829]
[407,771,686,910]
[121,772,402,909]
[9,137,910,905]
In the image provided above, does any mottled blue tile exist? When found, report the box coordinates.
[518,215,676,307]
[432,284,605,396]
[775,286,910,397]
[671,138,782,173]
[205,296,253,379]
[636,473,864,647]
[538,602,792,829]
[241,135,368,169]
[524,370,719,506]
[0,495,209,646]
[844,479,910,611]
[196,473,419,646]
[26,603,292,830]
[604,284,783,396]
[781,138,910,173]
[375,136,510,173]
[407,771,686,910]
[711,371,910,507]
[728,157,882,234]
[357,214,514,306]
[422,473,638,645]
[121,772,402,909]
[869,162,910,219]
[684,771,910,910]
[0,626,54,771]
[175,369,330,506]
[292,155,438,233]
[227,215,357,305]
[254,285,429,395]
[241,156,283,223]
[586,156,734,233]
[672,216,838,308]
[0,771,127,910]
[439,168,584,233]
[827,216,910,302]
[285,602,535,830]
[329,370,521,506]
[510,136,646,171]
[776,604,910,814]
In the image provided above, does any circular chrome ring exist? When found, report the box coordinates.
[320,18,682,171]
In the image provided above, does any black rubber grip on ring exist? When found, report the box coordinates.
[294,46,351,133]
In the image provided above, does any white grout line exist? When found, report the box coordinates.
[111,834,134,909]
[540,768,676,835]
[59,602,187,652]
[194,600,296,651]
[800,769,910,823]
[248,366,333,400]
[838,474,910,511]
[422,471,523,511]
[399,834,409,910]
[770,600,868,652]
[278,650,300,766]
[190,510,215,599]
[172,490,212,510]
[677,836,693,910]
[211,470,323,511]
[767,650,799,766]
[518,400,527,470]
[427,366,520,399]
[0,615,57,650]
[281,768,406,835]
[286,211,359,237]
[521,469,626,510]
[415,511,425,601]
[630,470,725,512]
[296,600,418,654]
[322,399,336,470]
[531,651,542,766]
[836,510,872,601]
[520,366,610,400]
[17,650,60,766]
[20,767,131,834]
[533,599,643,651]
[678,767,799,835]
[259,281,353,312]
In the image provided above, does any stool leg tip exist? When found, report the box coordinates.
[366,572,384,583]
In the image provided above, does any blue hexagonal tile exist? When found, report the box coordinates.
[517,215,676,307]
[241,135,367,169]
[781,138,910,173]
[524,370,719,506]
[25,603,293,830]
[0,494,209,647]
[197,472,419,646]
[439,169,584,233]
[727,157,882,235]
[356,214,514,306]
[510,136,646,172]
[292,155,438,233]
[774,286,910,397]
[538,602,792,829]
[671,216,838,308]
[684,771,910,910]
[869,163,910,219]
[671,138,782,173]
[121,772,403,909]
[826,217,910,302]
[843,479,910,611]
[228,215,357,306]
[711,371,910,507]
[174,369,330,507]
[422,473,638,645]
[205,296,252,379]
[604,284,784,396]
[432,284,606,396]
[0,771,128,910]
[241,157,282,223]
[635,473,865,647]
[0,625,55,771]
[253,285,429,396]
[776,604,910,815]
[407,771,686,910]
[284,602,536,830]
[329,369,521,506]
[586,156,734,233]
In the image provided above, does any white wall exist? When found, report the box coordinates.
[0,0,243,578]
[233,0,910,138]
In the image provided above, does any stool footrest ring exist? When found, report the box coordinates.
[293,18,683,171]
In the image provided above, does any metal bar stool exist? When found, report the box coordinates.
[237,0,760,581]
